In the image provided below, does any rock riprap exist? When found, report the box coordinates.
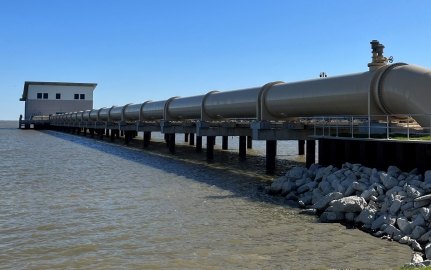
[268,163,431,263]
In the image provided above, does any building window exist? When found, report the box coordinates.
[80,94,85,100]
[43,93,48,99]
[56,93,61,99]
[74,94,79,100]
[37,93,42,99]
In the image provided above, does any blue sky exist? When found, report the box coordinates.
[1,0,430,120]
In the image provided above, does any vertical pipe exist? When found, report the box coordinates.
[121,130,124,137]
[168,133,176,154]
[196,136,202,152]
[184,133,189,142]
[90,128,94,138]
[266,140,277,174]
[222,136,228,150]
[207,136,214,161]
[239,136,247,160]
[247,136,253,149]
[189,133,195,145]
[306,140,315,168]
[298,140,305,155]
[164,133,169,143]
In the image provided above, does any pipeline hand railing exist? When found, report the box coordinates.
[309,114,431,141]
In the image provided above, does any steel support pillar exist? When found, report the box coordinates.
[143,131,151,148]
[196,136,202,152]
[189,133,195,146]
[247,136,252,149]
[298,140,305,155]
[266,140,277,175]
[239,136,247,160]
[306,140,315,168]
[222,136,228,150]
[168,133,176,154]
[207,136,215,161]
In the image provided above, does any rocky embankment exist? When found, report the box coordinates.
[268,163,431,267]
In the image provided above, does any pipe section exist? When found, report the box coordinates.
[54,64,431,127]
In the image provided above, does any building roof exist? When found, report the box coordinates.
[20,81,97,101]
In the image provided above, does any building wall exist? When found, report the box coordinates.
[23,84,96,119]
[27,85,95,100]
[25,100,93,119]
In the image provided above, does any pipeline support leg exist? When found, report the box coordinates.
[143,131,151,148]
[189,133,195,146]
[239,136,247,160]
[306,140,316,168]
[247,136,252,149]
[222,136,228,150]
[207,136,215,161]
[168,133,176,154]
[298,140,305,155]
[196,136,202,152]
[266,140,277,174]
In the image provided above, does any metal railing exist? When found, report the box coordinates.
[309,114,431,141]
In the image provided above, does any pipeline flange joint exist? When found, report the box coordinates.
[371,62,408,115]
[257,81,285,121]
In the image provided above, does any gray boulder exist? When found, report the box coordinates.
[414,194,431,202]
[425,170,431,182]
[315,165,334,181]
[297,181,317,194]
[313,192,344,211]
[420,207,431,221]
[380,172,398,190]
[287,166,308,179]
[411,226,427,240]
[328,196,367,213]
[397,217,413,235]
[411,240,423,251]
[269,176,287,194]
[388,165,401,177]
[389,199,402,215]
[426,243,431,259]
[356,206,377,225]
[412,215,426,227]
[280,180,296,196]
[318,180,333,195]
[385,224,401,237]
[311,188,323,205]
[406,184,424,198]
[418,230,431,243]
[412,253,424,264]
[371,214,389,231]
[360,188,378,202]
[399,236,411,244]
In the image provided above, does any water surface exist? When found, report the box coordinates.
[0,121,411,269]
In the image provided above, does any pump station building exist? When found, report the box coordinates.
[20,81,97,120]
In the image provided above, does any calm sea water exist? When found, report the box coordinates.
[0,121,411,269]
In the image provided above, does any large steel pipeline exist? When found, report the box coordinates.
[52,63,431,127]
